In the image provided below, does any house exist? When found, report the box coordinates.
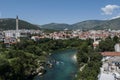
[101,52,120,56]
[114,43,120,52]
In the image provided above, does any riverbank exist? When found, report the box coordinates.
[74,41,102,80]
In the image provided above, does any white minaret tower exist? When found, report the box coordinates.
[16,16,18,32]
[15,16,20,42]
[93,31,97,49]
[93,31,96,42]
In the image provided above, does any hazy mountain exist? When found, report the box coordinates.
[72,20,105,30]
[1,17,120,30]
[0,18,40,30]
[93,18,120,30]
[40,18,120,30]
[40,23,72,30]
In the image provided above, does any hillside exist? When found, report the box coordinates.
[93,18,120,30]
[72,20,104,30]
[40,23,72,30]
[0,18,40,30]
[1,17,120,30]
[40,18,120,30]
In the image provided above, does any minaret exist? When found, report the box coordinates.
[15,16,20,42]
[16,16,18,32]
[93,31,96,49]
[93,31,96,42]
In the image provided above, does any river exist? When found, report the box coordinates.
[34,49,78,80]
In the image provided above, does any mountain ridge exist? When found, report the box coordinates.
[40,18,120,30]
[0,18,40,30]
[0,17,120,30]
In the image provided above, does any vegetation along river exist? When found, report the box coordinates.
[34,49,78,80]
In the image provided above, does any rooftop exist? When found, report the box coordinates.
[101,52,120,56]
[98,72,114,80]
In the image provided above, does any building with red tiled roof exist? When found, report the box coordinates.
[101,52,120,56]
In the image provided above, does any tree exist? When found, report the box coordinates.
[99,38,115,51]
[113,36,119,43]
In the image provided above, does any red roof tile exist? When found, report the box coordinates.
[101,52,120,56]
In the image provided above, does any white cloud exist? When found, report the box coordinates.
[111,15,120,19]
[101,5,120,15]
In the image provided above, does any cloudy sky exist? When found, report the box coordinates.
[0,0,120,25]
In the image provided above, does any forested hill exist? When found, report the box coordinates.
[1,17,120,30]
[39,18,120,30]
[40,23,72,30]
[0,18,40,30]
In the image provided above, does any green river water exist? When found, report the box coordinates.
[34,49,78,80]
